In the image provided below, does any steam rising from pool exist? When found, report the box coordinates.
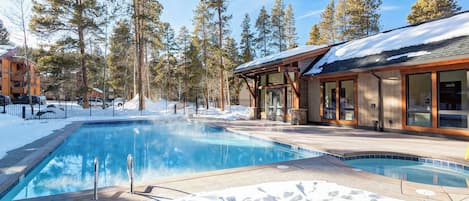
[3,120,313,200]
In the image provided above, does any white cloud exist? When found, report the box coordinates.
[381,5,399,11]
[298,9,323,20]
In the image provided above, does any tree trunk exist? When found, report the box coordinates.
[137,0,144,111]
[217,3,225,111]
[78,0,89,108]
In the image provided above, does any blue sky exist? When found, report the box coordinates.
[1,0,469,47]
[160,0,469,45]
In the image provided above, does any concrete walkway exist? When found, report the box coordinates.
[5,119,469,201]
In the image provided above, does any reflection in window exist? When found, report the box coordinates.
[339,80,354,120]
[407,73,432,127]
[323,82,336,120]
[438,70,468,129]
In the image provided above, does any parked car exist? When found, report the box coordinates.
[108,98,125,107]
[78,97,109,107]
[12,96,41,105]
[0,95,11,106]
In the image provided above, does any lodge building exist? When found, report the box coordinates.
[0,46,41,98]
[234,11,469,137]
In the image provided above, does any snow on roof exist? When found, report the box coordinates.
[235,45,326,72]
[305,12,469,75]
[0,45,15,57]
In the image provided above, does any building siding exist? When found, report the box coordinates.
[307,79,321,122]
[357,71,402,130]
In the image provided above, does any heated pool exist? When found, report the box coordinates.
[345,158,469,188]
[2,121,316,200]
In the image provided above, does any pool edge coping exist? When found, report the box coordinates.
[1,118,469,200]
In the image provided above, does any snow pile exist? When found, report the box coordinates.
[386,51,431,61]
[306,12,469,75]
[194,105,249,121]
[123,95,176,112]
[235,45,326,71]
[177,180,401,201]
[0,113,71,159]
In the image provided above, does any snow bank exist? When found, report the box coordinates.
[123,95,176,112]
[194,105,249,121]
[306,12,469,75]
[0,113,70,159]
[235,45,326,71]
[177,180,401,201]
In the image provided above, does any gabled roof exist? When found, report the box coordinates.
[304,11,469,76]
[0,45,15,57]
[234,45,327,74]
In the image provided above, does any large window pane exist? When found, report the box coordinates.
[323,81,336,120]
[339,80,355,120]
[438,70,468,129]
[407,73,432,127]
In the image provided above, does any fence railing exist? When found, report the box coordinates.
[1,98,217,120]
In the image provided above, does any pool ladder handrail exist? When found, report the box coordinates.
[94,157,99,200]
[127,154,134,194]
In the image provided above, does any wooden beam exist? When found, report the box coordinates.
[278,66,299,73]
[284,72,299,97]
[241,76,256,98]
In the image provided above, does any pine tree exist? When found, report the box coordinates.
[306,24,321,45]
[133,0,164,110]
[0,20,9,45]
[155,22,178,102]
[255,6,271,57]
[208,0,232,111]
[108,20,134,99]
[318,0,336,45]
[193,0,213,109]
[30,0,104,108]
[407,0,461,24]
[335,0,349,42]
[342,0,381,40]
[284,4,298,49]
[240,14,255,63]
[271,0,286,52]
[177,26,192,109]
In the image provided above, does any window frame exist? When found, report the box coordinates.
[320,76,358,126]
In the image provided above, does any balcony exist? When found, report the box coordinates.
[11,87,26,94]
[11,75,26,82]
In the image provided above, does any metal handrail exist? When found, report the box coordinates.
[94,157,99,200]
[127,154,134,194]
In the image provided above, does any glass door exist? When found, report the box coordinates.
[266,88,284,121]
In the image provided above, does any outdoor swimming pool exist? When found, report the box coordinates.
[345,157,469,188]
[1,121,316,200]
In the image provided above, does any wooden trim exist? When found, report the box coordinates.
[263,84,289,89]
[318,74,357,82]
[431,72,437,128]
[319,77,358,126]
[401,66,469,137]
[241,76,256,98]
[284,72,299,97]
[405,125,469,137]
[401,72,407,130]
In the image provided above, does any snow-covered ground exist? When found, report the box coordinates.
[0,97,249,159]
[177,180,401,201]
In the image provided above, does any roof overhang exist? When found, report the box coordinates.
[234,47,330,78]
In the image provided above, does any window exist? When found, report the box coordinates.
[438,70,468,128]
[323,81,336,120]
[339,80,355,120]
[406,73,432,127]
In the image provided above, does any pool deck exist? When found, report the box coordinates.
[2,119,469,201]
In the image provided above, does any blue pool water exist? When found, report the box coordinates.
[345,158,469,188]
[2,121,314,200]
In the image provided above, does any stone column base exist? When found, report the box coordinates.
[291,108,308,125]
[248,107,259,120]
